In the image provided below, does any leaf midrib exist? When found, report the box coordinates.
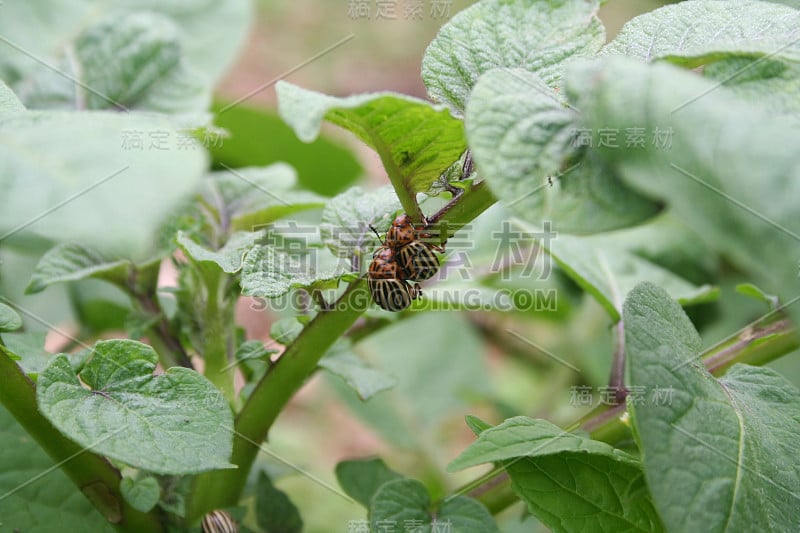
[718,381,746,532]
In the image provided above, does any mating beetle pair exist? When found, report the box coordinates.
[368,214,444,312]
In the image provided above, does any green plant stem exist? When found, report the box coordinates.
[139,294,191,369]
[704,319,794,374]
[450,319,800,514]
[461,469,516,513]
[609,319,627,403]
[145,334,178,371]
[187,178,497,521]
[375,145,426,223]
[0,345,164,532]
[201,269,235,405]
[187,278,371,520]
[345,316,393,342]
[579,403,628,443]
[428,181,496,228]
[130,264,192,370]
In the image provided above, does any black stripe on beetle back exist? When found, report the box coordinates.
[399,241,440,281]
[369,277,412,312]
[201,510,238,533]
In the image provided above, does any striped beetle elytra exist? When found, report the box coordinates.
[368,246,421,312]
[398,239,440,282]
[367,214,446,311]
[201,510,238,533]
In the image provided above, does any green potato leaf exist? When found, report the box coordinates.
[36,340,235,474]
[26,243,133,294]
[369,478,498,533]
[449,417,662,533]
[465,68,660,233]
[422,0,605,114]
[624,282,800,532]
[277,81,466,205]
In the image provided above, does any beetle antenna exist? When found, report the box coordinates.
[369,224,384,245]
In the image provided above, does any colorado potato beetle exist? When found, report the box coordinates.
[201,510,238,533]
[385,214,416,249]
[368,277,421,312]
[397,239,441,281]
[368,246,421,312]
[379,214,445,281]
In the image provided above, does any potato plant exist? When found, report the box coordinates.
[1,0,799,532]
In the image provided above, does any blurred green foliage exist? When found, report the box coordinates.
[210,101,363,196]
